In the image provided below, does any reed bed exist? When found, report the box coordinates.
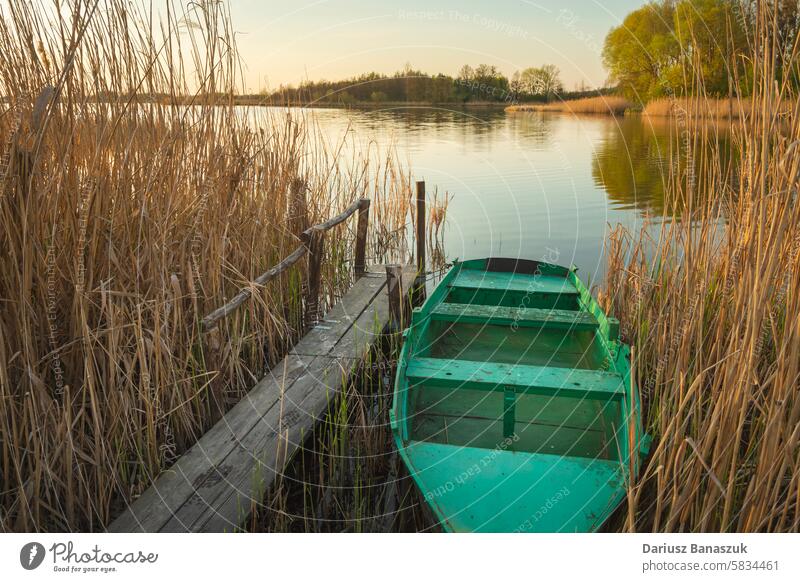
[506,95,632,115]
[642,97,752,119]
[604,5,800,531]
[0,0,414,532]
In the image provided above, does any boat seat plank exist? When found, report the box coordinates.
[412,413,617,460]
[431,303,598,330]
[449,270,579,295]
[414,383,621,430]
[427,322,603,369]
[405,357,625,399]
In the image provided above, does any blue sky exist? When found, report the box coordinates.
[229,0,643,92]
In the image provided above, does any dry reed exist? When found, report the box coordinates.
[605,3,800,532]
[642,97,751,119]
[506,95,632,115]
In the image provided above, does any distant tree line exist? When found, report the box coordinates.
[603,0,800,102]
[265,63,606,105]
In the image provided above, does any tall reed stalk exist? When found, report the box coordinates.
[605,2,800,531]
[0,0,412,532]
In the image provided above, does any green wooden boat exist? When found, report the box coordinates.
[390,258,649,532]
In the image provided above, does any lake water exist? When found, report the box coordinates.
[296,107,698,283]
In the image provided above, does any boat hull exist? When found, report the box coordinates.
[390,258,647,532]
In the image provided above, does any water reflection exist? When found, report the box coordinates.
[592,115,735,215]
[592,116,671,212]
[260,106,731,274]
[506,111,555,148]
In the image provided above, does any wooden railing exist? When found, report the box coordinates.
[200,179,429,333]
[201,198,371,332]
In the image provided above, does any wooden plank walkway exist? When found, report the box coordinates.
[109,266,416,532]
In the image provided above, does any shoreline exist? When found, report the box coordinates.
[231,98,515,109]
[505,96,768,120]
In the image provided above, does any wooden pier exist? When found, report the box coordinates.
[109,185,427,533]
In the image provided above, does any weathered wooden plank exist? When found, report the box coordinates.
[291,271,386,356]
[108,354,321,532]
[329,267,415,358]
[386,265,405,328]
[405,358,625,399]
[430,303,598,330]
[301,198,365,240]
[159,355,355,532]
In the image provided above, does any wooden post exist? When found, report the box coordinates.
[204,327,226,422]
[415,181,426,276]
[386,264,405,329]
[354,199,370,279]
[306,230,325,327]
[413,181,427,305]
[290,178,308,237]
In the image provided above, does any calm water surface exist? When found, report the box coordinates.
[294,107,702,282]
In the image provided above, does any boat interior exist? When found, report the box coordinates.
[394,258,640,531]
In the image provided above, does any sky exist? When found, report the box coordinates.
[228,0,644,93]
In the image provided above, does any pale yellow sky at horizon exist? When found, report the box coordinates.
[227,0,644,92]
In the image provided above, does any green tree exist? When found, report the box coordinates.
[674,0,747,96]
[455,64,511,102]
[430,75,453,103]
[604,0,749,102]
[603,1,680,101]
[403,63,427,102]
